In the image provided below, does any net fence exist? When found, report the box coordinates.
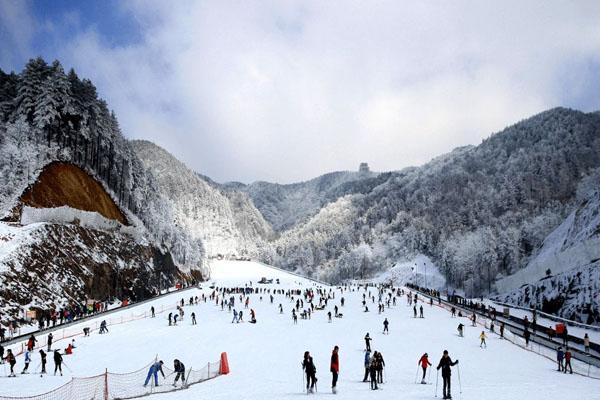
[0,356,225,400]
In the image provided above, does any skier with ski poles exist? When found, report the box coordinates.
[383,318,389,334]
[39,349,47,374]
[302,351,317,393]
[436,350,458,399]
[418,353,432,384]
[173,359,185,387]
[330,346,339,394]
[143,360,165,387]
[53,350,63,376]
[364,333,372,351]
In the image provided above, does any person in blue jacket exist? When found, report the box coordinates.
[556,347,564,372]
[144,360,165,387]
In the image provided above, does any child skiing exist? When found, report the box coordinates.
[436,350,458,399]
[5,349,16,377]
[457,323,464,337]
[39,349,47,374]
[21,350,31,374]
[418,353,432,384]
[383,318,389,334]
[479,331,487,348]
[53,350,63,376]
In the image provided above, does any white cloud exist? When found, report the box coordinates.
[6,1,600,182]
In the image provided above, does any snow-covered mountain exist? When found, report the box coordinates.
[227,168,379,231]
[132,140,273,260]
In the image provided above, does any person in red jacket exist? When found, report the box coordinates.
[330,345,339,394]
[65,343,73,355]
[564,348,573,374]
[418,353,432,384]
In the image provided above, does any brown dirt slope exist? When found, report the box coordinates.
[20,162,127,225]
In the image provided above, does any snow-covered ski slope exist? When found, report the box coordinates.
[1,261,598,400]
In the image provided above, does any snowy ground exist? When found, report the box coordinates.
[1,260,598,400]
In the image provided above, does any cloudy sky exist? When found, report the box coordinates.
[2,1,600,183]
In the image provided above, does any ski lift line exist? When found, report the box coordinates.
[1,285,198,350]
[407,286,600,375]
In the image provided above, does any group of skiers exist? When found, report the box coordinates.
[1,346,64,377]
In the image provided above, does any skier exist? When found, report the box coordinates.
[374,351,385,383]
[168,313,173,326]
[302,351,317,394]
[419,305,424,318]
[362,350,371,382]
[436,350,458,400]
[65,343,73,355]
[0,344,3,363]
[479,331,487,348]
[524,329,531,347]
[451,307,456,317]
[5,349,16,377]
[151,306,155,318]
[191,312,197,325]
[53,350,63,376]
[143,360,165,387]
[27,334,37,351]
[383,318,389,334]
[99,320,108,333]
[22,350,31,373]
[47,333,53,351]
[369,354,378,390]
[279,304,283,314]
[584,333,590,353]
[238,310,244,322]
[328,311,332,323]
[564,348,573,374]
[330,346,339,394]
[457,323,464,337]
[413,305,417,318]
[418,353,432,384]
[500,322,505,338]
[173,359,186,386]
[250,309,257,323]
[364,333,372,351]
[39,349,47,374]
[471,313,476,327]
[556,347,564,372]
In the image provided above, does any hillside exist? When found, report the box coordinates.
[132,140,273,259]
[269,108,600,295]
[228,168,378,231]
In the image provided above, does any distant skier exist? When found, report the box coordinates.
[557,347,565,372]
[302,351,317,394]
[524,329,530,347]
[47,333,53,351]
[27,334,37,351]
[419,305,424,318]
[413,305,417,318]
[5,349,16,377]
[330,346,339,394]
[328,311,332,323]
[191,312,197,325]
[144,360,165,387]
[39,349,47,374]
[22,350,31,373]
[471,313,476,327]
[457,323,464,337]
[383,318,389,334]
[584,333,590,353]
[173,359,186,386]
[168,313,173,326]
[99,320,108,333]
[500,322,505,338]
[53,350,63,376]
[436,350,458,400]
[418,353,432,384]
[151,306,155,318]
[364,333,372,351]
[173,314,178,325]
[479,331,487,348]
[362,350,371,382]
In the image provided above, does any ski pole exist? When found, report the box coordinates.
[457,364,462,395]
[61,361,72,373]
[435,369,439,397]
[414,365,419,383]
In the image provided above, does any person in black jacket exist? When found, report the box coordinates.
[302,351,317,393]
[436,350,458,399]
[53,350,63,376]
[173,359,186,387]
[39,350,47,374]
